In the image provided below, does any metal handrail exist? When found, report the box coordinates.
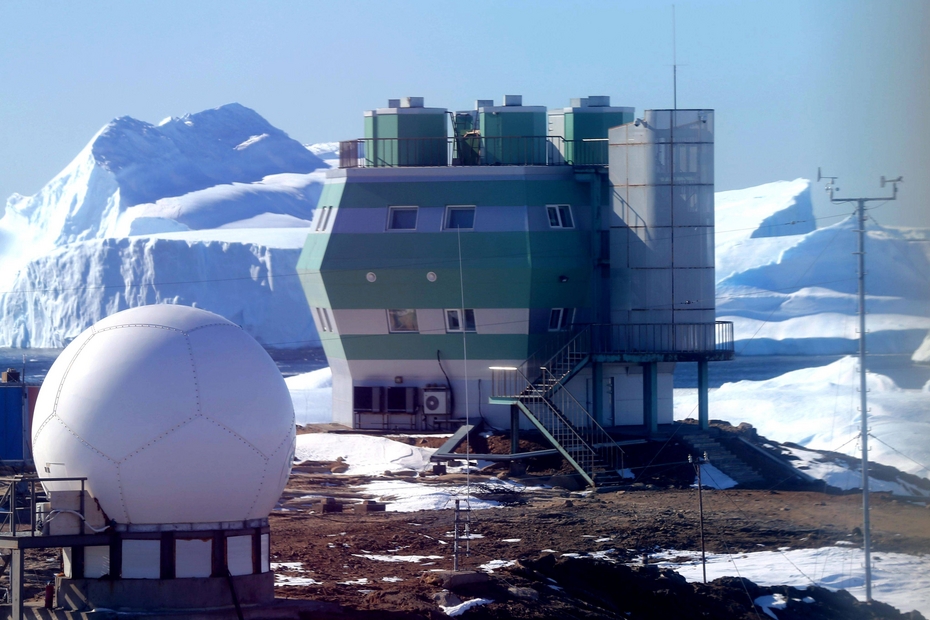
[338,135,610,168]
[0,476,88,537]
[540,367,626,471]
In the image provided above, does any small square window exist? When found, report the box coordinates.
[548,308,573,331]
[444,206,475,230]
[388,207,418,230]
[546,205,574,229]
[387,309,419,333]
[445,309,476,333]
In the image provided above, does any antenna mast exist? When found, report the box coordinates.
[672,4,677,110]
[817,168,902,602]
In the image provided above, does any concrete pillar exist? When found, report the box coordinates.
[643,362,658,434]
[698,360,710,430]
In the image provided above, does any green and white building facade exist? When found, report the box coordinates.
[297,96,733,482]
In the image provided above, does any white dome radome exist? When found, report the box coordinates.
[32,305,296,525]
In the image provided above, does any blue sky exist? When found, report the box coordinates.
[1,0,927,226]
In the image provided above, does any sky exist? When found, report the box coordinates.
[1,0,927,227]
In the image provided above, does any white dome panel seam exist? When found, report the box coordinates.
[185,323,241,334]
[184,333,203,418]
[114,462,131,522]
[199,416,269,460]
[36,330,98,443]
[94,323,186,334]
[118,416,199,462]
[51,415,117,463]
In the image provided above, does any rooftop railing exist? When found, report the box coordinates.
[338,136,609,168]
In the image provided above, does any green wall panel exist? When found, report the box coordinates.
[315,231,590,309]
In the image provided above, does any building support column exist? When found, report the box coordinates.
[591,361,603,425]
[643,362,658,435]
[510,405,520,454]
[12,547,24,620]
[697,360,710,431]
[509,404,525,476]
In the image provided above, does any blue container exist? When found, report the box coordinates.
[0,385,25,461]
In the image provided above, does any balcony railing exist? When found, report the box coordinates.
[589,321,734,356]
[490,322,734,401]
[338,136,609,168]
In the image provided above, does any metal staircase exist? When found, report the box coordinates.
[491,327,626,488]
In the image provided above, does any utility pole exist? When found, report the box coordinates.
[818,169,902,602]
[689,451,708,584]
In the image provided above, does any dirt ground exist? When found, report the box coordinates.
[4,427,929,619]
[267,456,930,618]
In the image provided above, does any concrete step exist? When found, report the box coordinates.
[681,434,765,487]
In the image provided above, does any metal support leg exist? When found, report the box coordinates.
[698,360,709,431]
[643,362,658,435]
[12,548,24,620]
[592,362,603,426]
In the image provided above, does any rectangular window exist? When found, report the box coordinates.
[387,309,419,333]
[546,205,574,229]
[445,309,476,333]
[444,205,476,230]
[548,308,573,331]
[315,206,333,232]
[315,307,333,333]
[387,206,418,230]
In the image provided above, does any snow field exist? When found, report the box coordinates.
[674,356,930,482]
[650,547,930,618]
[291,433,534,512]
[286,367,333,424]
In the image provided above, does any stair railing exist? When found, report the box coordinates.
[539,367,625,473]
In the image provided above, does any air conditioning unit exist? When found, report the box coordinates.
[387,387,418,413]
[353,386,383,413]
[422,388,450,415]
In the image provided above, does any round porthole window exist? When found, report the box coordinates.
[366,272,377,282]
[426,272,437,282]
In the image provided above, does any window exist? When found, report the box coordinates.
[445,309,476,333]
[444,206,476,230]
[546,205,574,229]
[388,206,418,230]
[387,309,419,333]
[315,307,333,332]
[315,206,333,232]
[548,308,573,331]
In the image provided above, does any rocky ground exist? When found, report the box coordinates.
[265,425,930,619]
[3,424,929,619]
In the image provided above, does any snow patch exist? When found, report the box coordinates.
[294,433,435,475]
[441,598,493,616]
[651,546,930,617]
